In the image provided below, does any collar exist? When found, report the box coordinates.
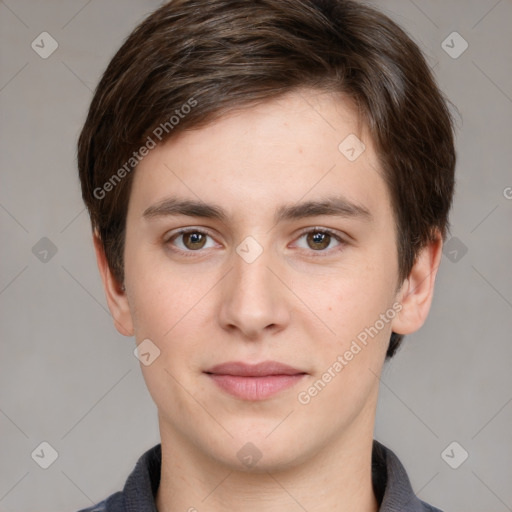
[80,440,442,512]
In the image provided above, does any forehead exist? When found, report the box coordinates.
[128,88,391,224]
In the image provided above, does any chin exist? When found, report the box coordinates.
[209,426,315,474]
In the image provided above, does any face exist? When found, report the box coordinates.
[108,89,414,471]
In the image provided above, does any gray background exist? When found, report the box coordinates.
[0,0,511,510]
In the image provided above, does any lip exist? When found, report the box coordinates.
[206,361,305,377]
[204,361,307,401]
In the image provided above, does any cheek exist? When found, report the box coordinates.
[311,256,398,379]
[125,244,216,368]
[328,264,396,336]
[306,267,395,411]
[127,261,208,410]
[129,271,195,339]
[124,237,187,332]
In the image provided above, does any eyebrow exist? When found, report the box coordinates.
[142,195,373,223]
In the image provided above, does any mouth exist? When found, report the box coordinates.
[204,361,307,401]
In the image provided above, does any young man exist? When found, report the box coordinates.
[76,0,455,510]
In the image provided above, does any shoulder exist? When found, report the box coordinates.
[73,444,161,512]
[420,501,443,512]
[373,440,444,512]
[74,491,123,512]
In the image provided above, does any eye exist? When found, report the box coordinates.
[293,228,344,254]
[165,228,217,253]
[164,226,346,257]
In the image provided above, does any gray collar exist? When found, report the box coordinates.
[77,441,443,512]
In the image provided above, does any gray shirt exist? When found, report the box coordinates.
[76,440,442,512]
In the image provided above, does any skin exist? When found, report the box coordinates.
[95,88,442,511]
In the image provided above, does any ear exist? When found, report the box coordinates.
[391,231,443,335]
[93,232,134,337]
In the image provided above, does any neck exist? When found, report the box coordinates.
[155,420,379,512]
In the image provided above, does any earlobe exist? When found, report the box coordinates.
[391,232,443,336]
[93,233,134,337]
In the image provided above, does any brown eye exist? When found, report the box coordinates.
[182,231,207,250]
[293,228,344,255]
[166,229,216,253]
[306,231,331,250]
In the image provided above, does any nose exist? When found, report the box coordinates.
[217,242,290,340]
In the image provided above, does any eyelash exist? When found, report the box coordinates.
[164,226,347,258]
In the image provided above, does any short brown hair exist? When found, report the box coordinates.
[77,0,456,357]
